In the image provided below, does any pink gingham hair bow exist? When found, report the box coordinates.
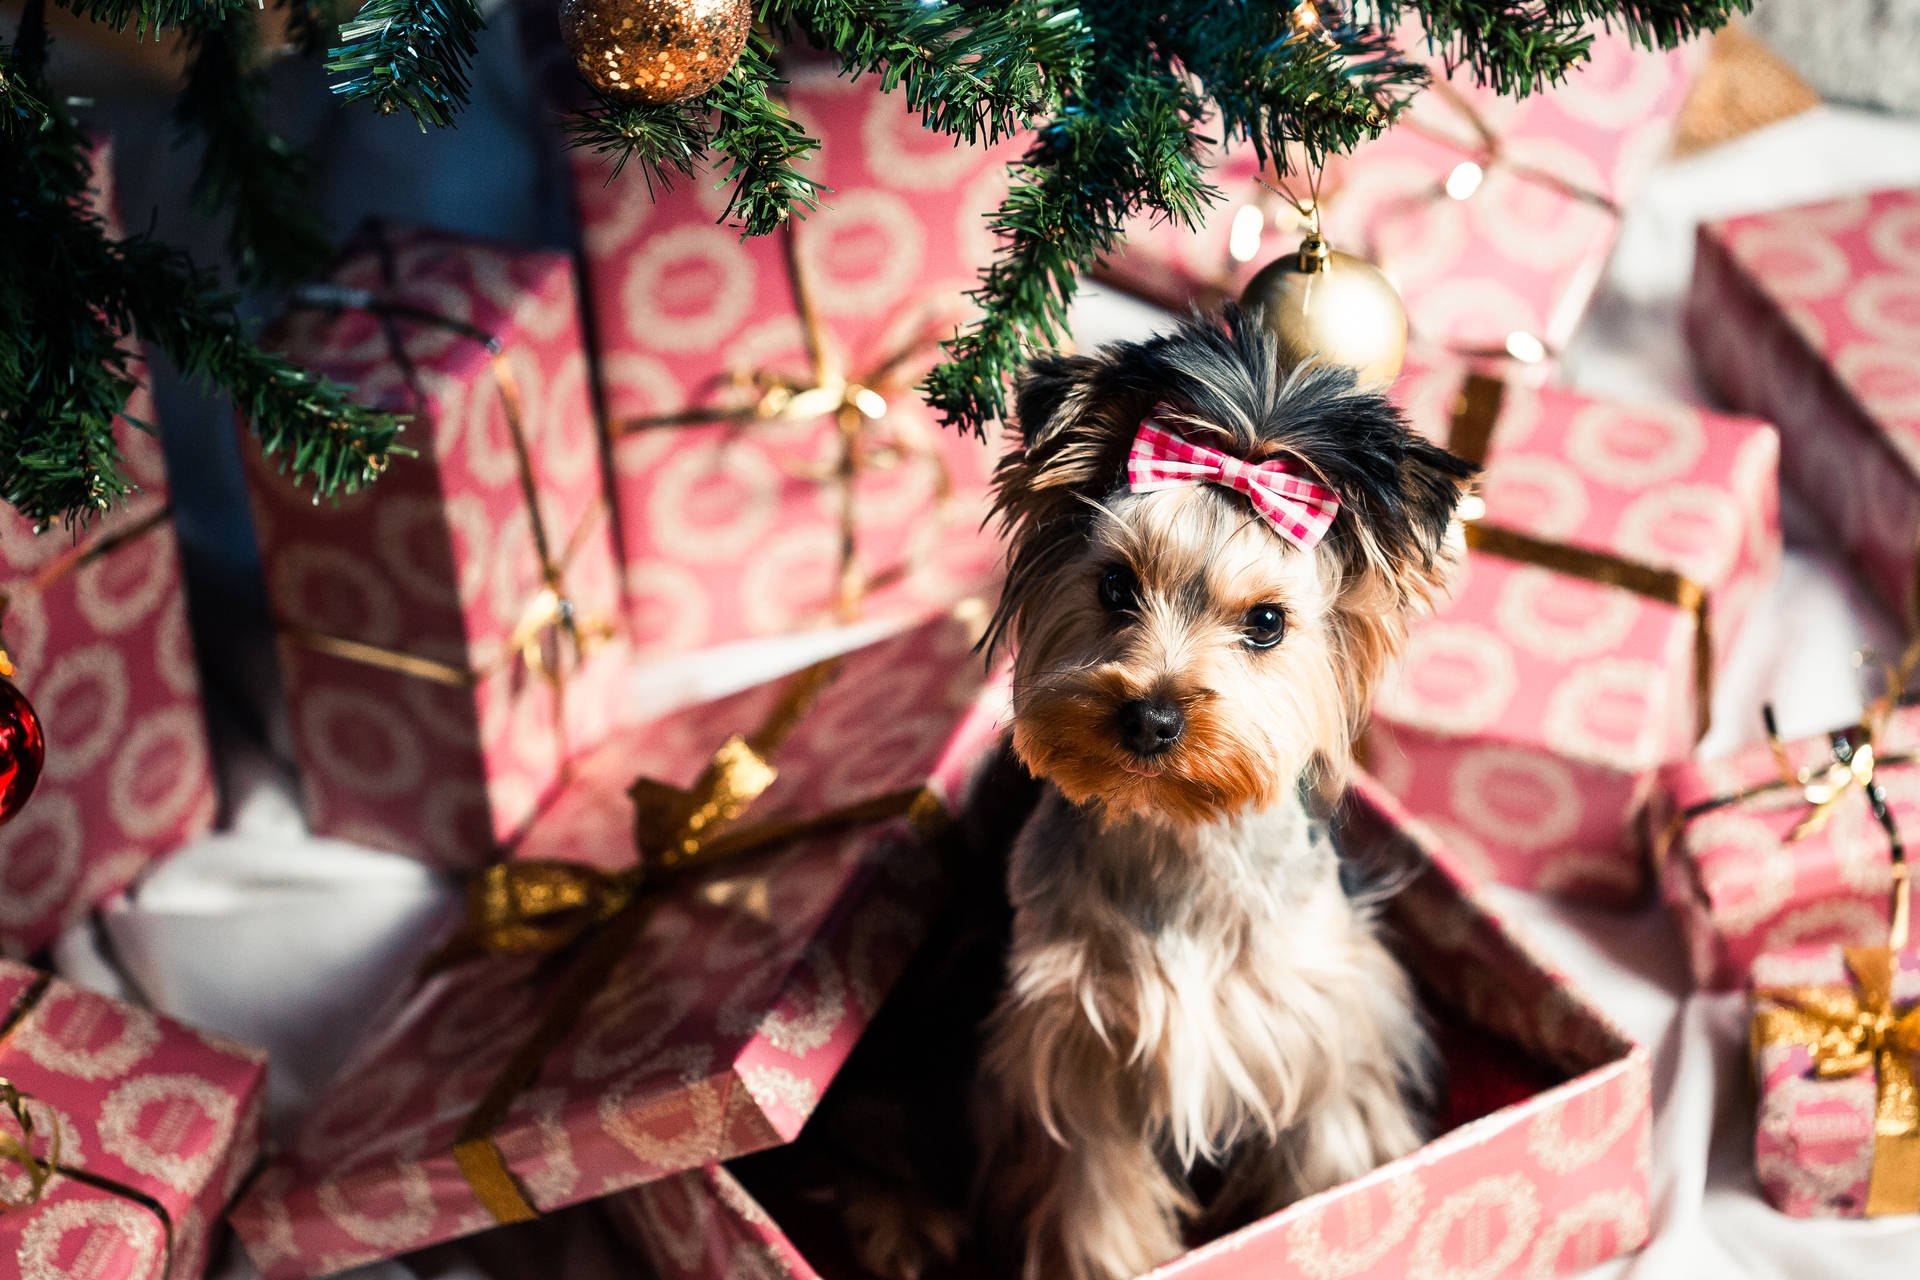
[1127,419,1342,550]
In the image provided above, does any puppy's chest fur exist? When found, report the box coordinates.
[1004,785,1374,1167]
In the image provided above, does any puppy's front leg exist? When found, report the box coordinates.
[976,991,1190,1280]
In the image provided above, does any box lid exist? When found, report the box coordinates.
[230,613,1010,1278]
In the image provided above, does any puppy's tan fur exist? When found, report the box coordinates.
[973,312,1475,1280]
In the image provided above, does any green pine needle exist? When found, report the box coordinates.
[328,0,485,129]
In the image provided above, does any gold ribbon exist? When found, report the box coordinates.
[612,220,959,623]
[0,974,176,1275]
[438,656,947,1223]
[1446,373,1716,736]
[277,277,616,765]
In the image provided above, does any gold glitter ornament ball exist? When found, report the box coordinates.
[1241,233,1408,386]
[559,0,751,104]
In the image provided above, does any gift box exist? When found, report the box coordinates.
[228,614,1010,1278]
[0,960,268,1279]
[1362,358,1781,904]
[1094,28,1698,371]
[1748,809,1920,1225]
[605,774,1655,1280]
[1653,693,1920,990]
[243,221,629,867]
[0,141,218,959]
[1688,187,1920,627]
[561,59,1016,656]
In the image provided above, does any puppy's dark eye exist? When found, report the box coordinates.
[1097,565,1137,613]
[1242,604,1286,649]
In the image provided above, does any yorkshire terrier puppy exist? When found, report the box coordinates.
[975,309,1476,1280]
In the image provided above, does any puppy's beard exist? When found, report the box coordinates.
[1011,683,1285,827]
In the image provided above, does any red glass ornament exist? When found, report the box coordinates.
[0,675,44,824]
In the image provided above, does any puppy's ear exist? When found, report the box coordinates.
[1012,352,1108,448]
[1326,432,1477,723]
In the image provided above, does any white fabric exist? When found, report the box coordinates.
[69,105,1920,1279]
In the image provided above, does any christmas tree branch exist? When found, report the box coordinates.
[0,32,402,529]
[568,34,822,237]
[51,0,248,39]
[769,0,1090,146]
[328,0,484,128]
[177,8,334,286]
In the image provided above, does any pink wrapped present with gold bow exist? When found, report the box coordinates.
[243,222,629,867]
[0,961,268,1279]
[1654,689,1920,991]
[228,615,1010,1277]
[1361,357,1781,904]
[1094,28,1699,371]
[1689,188,1920,628]
[606,776,1657,1280]
[0,137,218,958]
[561,58,1016,655]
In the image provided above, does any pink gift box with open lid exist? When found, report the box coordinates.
[605,775,1655,1280]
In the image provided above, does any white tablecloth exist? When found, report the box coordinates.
[64,94,1920,1280]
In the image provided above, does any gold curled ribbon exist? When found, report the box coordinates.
[439,657,948,1223]
[276,278,616,768]
[1655,642,1920,875]
[1447,373,1715,736]
[0,974,176,1275]
[612,220,957,623]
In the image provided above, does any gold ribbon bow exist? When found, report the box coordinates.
[278,270,617,771]
[1446,373,1716,736]
[614,220,961,623]
[440,657,945,1224]
[0,974,176,1275]
[1754,943,1920,1215]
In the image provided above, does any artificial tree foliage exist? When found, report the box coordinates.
[2,0,1746,529]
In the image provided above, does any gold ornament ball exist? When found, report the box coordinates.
[1241,236,1409,386]
[559,0,751,105]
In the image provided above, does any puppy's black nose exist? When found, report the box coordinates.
[1117,699,1185,756]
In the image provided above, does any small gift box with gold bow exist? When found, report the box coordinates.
[1748,785,1920,1219]
[605,775,1660,1280]
[556,57,1017,655]
[228,614,1010,1278]
[0,135,218,958]
[1653,656,1920,990]
[244,221,629,869]
[1361,356,1782,905]
[0,961,267,1279]
[1093,25,1699,372]
[1689,187,1920,629]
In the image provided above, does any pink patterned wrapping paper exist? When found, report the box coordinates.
[1360,356,1782,905]
[1748,944,1920,1218]
[1688,188,1920,626]
[0,961,268,1280]
[1094,30,1697,370]
[0,141,218,959]
[567,62,1016,658]
[609,775,1655,1280]
[244,223,629,867]
[1650,704,1920,991]
[228,615,1012,1279]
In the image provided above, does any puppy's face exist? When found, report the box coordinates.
[987,310,1478,828]
[1010,486,1348,826]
